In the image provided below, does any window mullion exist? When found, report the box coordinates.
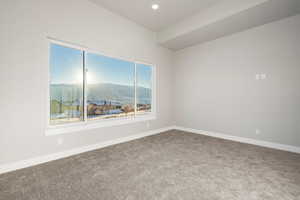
[134,62,137,117]
[83,51,88,122]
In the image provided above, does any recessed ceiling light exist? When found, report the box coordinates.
[151,4,159,10]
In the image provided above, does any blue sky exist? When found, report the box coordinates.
[86,52,134,86]
[50,43,152,88]
[50,43,83,84]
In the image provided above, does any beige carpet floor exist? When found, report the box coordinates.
[1,130,300,200]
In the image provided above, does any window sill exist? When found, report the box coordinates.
[45,114,156,136]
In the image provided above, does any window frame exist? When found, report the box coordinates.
[46,38,156,136]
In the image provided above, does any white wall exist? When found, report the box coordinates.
[174,14,300,147]
[0,0,173,164]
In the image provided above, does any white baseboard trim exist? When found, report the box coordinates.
[2,125,298,175]
[0,126,175,175]
[174,126,300,154]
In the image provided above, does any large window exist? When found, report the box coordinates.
[49,42,154,127]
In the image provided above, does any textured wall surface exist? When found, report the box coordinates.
[173,15,300,147]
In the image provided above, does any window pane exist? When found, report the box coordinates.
[49,43,84,125]
[136,63,152,114]
[86,53,135,120]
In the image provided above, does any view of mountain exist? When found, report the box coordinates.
[50,83,152,105]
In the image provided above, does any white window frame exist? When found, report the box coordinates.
[46,38,156,136]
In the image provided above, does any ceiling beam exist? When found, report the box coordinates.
[158,0,300,51]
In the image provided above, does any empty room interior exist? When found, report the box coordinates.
[1,0,300,199]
